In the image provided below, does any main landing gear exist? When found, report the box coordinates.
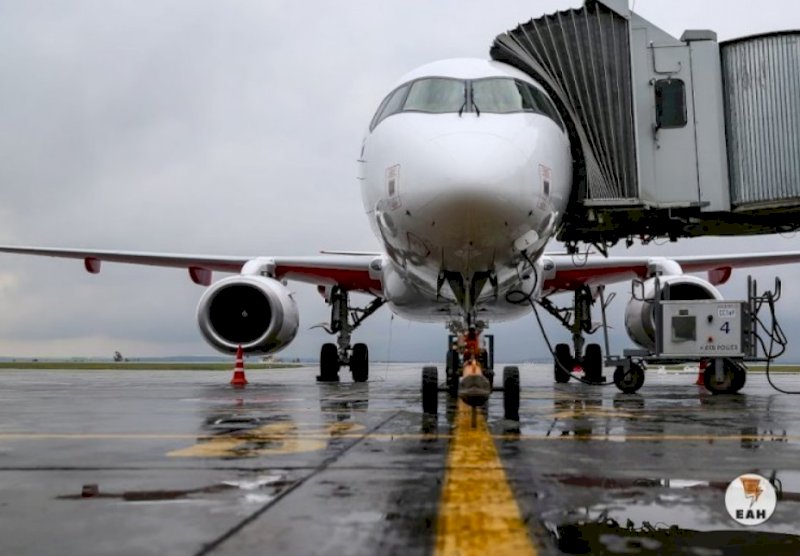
[422,325,520,421]
[317,286,384,383]
[540,286,609,385]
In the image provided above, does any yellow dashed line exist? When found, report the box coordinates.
[435,402,537,556]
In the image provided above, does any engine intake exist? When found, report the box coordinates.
[197,275,299,354]
[625,276,722,351]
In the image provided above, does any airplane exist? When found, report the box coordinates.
[2,57,799,416]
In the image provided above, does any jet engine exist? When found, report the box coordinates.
[196,275,299,354]
[625,275,723,351]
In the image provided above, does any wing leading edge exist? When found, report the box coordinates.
[544,251,800,293]
[0,246,382,293]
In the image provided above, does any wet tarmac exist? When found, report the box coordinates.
[1,364,800,555]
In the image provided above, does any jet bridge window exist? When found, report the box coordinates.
[402,78,466,113]
[654,78,687,129]
[471,78,564,129]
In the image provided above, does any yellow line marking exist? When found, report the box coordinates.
[436,402,537,556]
[549,408,637,419]
[167,422,364,458]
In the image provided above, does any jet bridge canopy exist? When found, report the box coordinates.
[491,0,800,251]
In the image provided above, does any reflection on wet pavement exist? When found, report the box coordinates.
[1,366,800,554]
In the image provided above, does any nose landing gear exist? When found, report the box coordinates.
[422,326,520,421]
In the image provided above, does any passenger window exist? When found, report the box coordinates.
[369,84,410,131]
[654,79,687,129]
[403,78,465,113]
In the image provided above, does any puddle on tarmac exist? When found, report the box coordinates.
[57,473,290,504]
[546,473,800,554]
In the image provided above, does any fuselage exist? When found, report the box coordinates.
[359,58,572,323]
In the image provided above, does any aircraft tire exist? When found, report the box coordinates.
[584,343,603,383]
[422,366,438,415]
[554,343,572,383]
[351,343,369,382]
[318,343,340,382]
[613,363,645,394]
[503,366,520,421]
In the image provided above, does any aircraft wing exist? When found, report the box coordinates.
[0,246,382,293]
[544,250,800,293]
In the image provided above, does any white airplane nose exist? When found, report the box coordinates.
[411,131,537,248]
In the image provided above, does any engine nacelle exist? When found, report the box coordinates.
[625,276,723,351]
[196,275,299,354]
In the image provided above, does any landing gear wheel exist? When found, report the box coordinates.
[318,343,340,382]
[350,343,369,382]
[446,349,460,396]
[554,343,573,384]
[704,359,746,395]
[503,366,520,421]
[583,343,604,383]
[422,366,439,415]
[613,363,645,394]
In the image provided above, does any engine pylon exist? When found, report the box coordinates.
[230,345,248,388]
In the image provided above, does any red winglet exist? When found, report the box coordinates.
[84,257,101,274]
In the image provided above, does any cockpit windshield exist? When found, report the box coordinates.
[369,76,564,131]
[472,78,564,128]
[403,78,465,113]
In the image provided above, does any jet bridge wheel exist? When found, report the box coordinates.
[422,366,439,415]
[318,343,340,382]
[554,343,573,383]
[350,343,369,382]
[704,359,747,395]
[503,366,520,421]
[613,363,645,394]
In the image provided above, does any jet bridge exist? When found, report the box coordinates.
[491,0,800,251]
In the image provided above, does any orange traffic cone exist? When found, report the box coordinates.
[695,359,707,386]
[230,345,248,388]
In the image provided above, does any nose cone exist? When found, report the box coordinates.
[410,132,537,248]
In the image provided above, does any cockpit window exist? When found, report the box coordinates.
[472,78,535,113]
[369,76,564,132]
[369,84,410,131]
[472,78,564,129]
[403,78,465,113]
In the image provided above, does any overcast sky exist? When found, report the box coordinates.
[0,1,799,363]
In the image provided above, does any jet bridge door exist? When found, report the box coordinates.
[636,41,700,207]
